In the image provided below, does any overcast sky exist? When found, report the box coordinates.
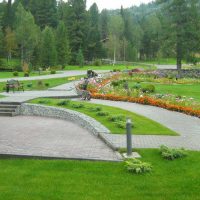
[87,0,154,10]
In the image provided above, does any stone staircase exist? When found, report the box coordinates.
[0,102,21,117]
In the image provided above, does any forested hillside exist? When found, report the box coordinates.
[0,0,199,70]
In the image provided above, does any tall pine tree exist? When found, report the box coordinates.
[56,21,70,67]
[41,26,57,67]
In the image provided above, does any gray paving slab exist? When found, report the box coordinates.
[87,99,200,150]
[0,116,121,161]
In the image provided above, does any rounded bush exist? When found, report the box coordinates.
[13,71,19,77]
[142,84,155,93]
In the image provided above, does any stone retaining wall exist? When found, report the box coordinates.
[19,103,110,136]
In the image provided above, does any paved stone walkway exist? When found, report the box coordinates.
[0,116,121,161]
[89,99,200,150]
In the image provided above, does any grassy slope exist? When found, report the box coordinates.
[0,149,199,200]
[31,98,177,136]
[0,76,82,92]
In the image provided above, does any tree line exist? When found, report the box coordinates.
[0,0,200,70]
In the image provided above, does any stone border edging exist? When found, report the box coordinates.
[19,103,110,137]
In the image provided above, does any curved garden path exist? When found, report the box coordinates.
[88,99,200,150]
[0,116,120,161]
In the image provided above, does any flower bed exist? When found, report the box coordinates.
[91,93,200,118]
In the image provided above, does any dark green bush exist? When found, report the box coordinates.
[57,100,71,106]
[89,107,102,112]
[125,159,152,174]
[50,70,56,74]
[108,115,126,122]
[93,59,102,66]
[27,83,33,88]
[160,145,187,160]
[142,84,155,93]
[37,80,43,87]
[45,83,50,87]
[72,103,85,109]
[96,111,109,116]
[13,71,19,76]
[115,121,126,129]
[38,100,50,104]
[24,72,29,77]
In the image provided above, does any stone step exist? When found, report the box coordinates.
[0,108,16,112]
[0,102,21,105]
[0,112,14,117]
[0,105,18,109]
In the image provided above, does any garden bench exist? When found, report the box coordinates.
[6,79,24,93]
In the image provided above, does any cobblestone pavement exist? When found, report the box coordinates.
[0,116,121,161]
[89,99,200,150]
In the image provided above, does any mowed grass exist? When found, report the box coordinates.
[31,98,177,135]
[0,71,55,79]
[155,83,200,101]
[129,81,200,101]
[0,76,82,92]
[64,64,155,71]
[0,149,200,200]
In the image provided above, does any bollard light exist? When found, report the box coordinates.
[126,118,132,156]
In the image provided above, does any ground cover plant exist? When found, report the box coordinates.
[30,98,177,136]
[160,145,188,160]
[0,76,82,92]
[0,149,200,200]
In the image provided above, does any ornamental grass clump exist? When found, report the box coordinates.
[57,100,71,106]
[72,103,85,109]
[160,145,187,160]
[89,106,102,112]
[115,121,126,129]
[96,111,109,116]
[108,115,126,122]
[125,159,152,174]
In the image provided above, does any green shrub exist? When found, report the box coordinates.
[93,59,102,66]
[142,84,155,93]
[13,71,19,76]
[160,145,187,160]
[24,72,29,77]
[89,107,102,112]
[125,159,152,174]
[45,83,50,87]
[38,100,50,104]
[96,111,109,116]
[50,70,56,74]
[72,103,85,109]
[115,121,126,129]
[37,80,43,87]
[27,83,33,88]
[132,82,141,90]
[57,100,71,106]
[108,115,126,122]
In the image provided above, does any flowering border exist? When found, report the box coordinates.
[91,93,200,118]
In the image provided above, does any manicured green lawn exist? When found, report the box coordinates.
[0,76,82,92]
[0,71,55,79]
[142,58,186,65]
[155,83,200,101]
[31,98,177,136]
[0,149,199,200]
[64,64,155,71]
[129,81,200,101]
